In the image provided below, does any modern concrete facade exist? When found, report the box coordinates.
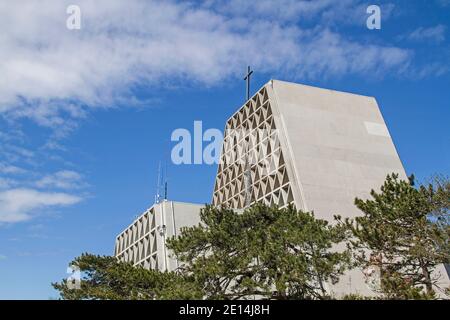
[114,201,202,272]
[213,80,407,220]
[212,80,449,296]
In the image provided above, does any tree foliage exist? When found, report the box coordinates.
[167,204,351,300]
[52,175,449,300]
[52,253,202,300]
[337,174,450,299]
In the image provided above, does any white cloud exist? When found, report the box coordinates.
[436,0,450,7]
[0,0,411,129]
[208,0,396,26]
[0,188,81,223]
[0,163,27,175]
[0,177,14,190]
[293,29,409,78]
[36,170,85,190]
[0,254,7,261]
[208,0,336,21]
[412,62,450,78]
[407,25,446,43]
[0,163,25,190]
[0,127,86,224]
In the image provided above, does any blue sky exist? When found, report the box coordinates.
[0,0,449,299]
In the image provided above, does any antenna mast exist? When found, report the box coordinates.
[155,161,169,204]
[155,162,162,204]
[164,161,168,201]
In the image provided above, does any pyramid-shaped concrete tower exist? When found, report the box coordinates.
[213,80,407,221]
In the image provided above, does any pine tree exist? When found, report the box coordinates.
[167,204,351,300]
[336,174,450,299]
[52,253,202,300]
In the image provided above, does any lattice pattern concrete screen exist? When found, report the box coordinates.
[212,86,294,209]
[114,201,203,271]
[115,207,159,269]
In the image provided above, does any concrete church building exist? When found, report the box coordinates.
[115,79,449,296]
[213,80,406,218]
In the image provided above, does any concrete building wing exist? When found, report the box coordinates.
[115,201,203,272]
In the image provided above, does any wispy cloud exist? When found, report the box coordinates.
[211,0,396,27]
[0,254,7,261]
[436,0,450,7]
[407,25,446,43]
[0,177,15,190]
[0,163,27,175]
[0,188,82,223]
[0,156,86,223]
[0,162,26,190]
[35,170,86,190]
[0,128,86,224]
[0,0,411,129]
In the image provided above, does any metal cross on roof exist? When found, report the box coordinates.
[244,66,253,101]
